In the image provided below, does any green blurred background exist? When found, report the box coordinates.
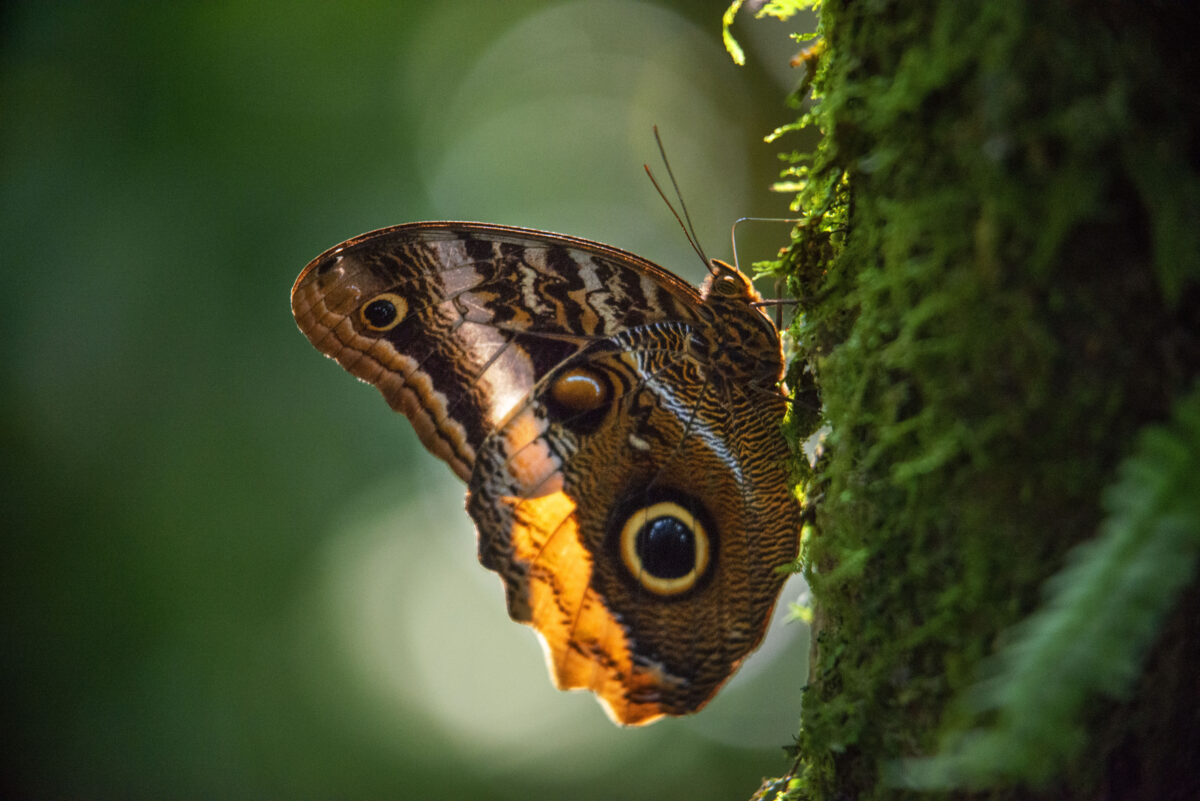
[2,2,815,797]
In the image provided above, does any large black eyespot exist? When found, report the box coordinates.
[617,498,712,596]
[359,292,406,331]
[637,516,695,578]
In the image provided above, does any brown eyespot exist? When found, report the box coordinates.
[618,500,711,596]
[549,366,609,412]
[359,293,407,331]
[545,365,612,434]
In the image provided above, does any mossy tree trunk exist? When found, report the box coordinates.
[773,2,1200,799]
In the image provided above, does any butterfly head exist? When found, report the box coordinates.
[700,259,761,303]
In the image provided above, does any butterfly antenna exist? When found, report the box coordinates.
[644,126,711,270]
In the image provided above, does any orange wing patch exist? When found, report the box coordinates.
[485,403,688,725]
[500,484,681,726]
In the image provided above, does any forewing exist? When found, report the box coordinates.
[291,222,702,480]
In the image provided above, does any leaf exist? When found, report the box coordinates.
[722,0,747,66]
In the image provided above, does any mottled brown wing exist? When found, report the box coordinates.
[466,282,801,725]
[293,223,800,726]
[291,222,704,480]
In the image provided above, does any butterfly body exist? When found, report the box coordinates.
[292,222,799,725]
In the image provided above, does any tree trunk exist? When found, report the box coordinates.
[775,2,1200,799]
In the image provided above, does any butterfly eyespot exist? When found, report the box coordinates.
[618,500,711,596]
[549,366,610,412]
[545,366,612,434]
[294,222,800,724]
[360,293,406,331]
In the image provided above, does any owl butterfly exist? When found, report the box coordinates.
[291,221,800,725]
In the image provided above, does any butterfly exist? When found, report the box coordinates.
[291,221,800,725]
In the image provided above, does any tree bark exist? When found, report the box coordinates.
[776,2,1200,799]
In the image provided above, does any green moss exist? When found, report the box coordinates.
[892,385,1200,789]
[760,1,1200,798]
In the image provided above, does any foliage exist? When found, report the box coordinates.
[722,0,818,66]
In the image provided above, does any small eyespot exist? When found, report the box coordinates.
[549,367,609,412]
[544,365,612,435]
[360,293,406,331]
[618,500,711,596]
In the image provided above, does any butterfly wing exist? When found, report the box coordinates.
[291,222,704,480]
[468,324,799,725]
[292,222,799,725]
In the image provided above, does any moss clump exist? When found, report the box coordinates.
[767,1,1200,798]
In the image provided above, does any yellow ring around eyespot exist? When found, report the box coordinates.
[359,292,407,332]
[618,500,710,596]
